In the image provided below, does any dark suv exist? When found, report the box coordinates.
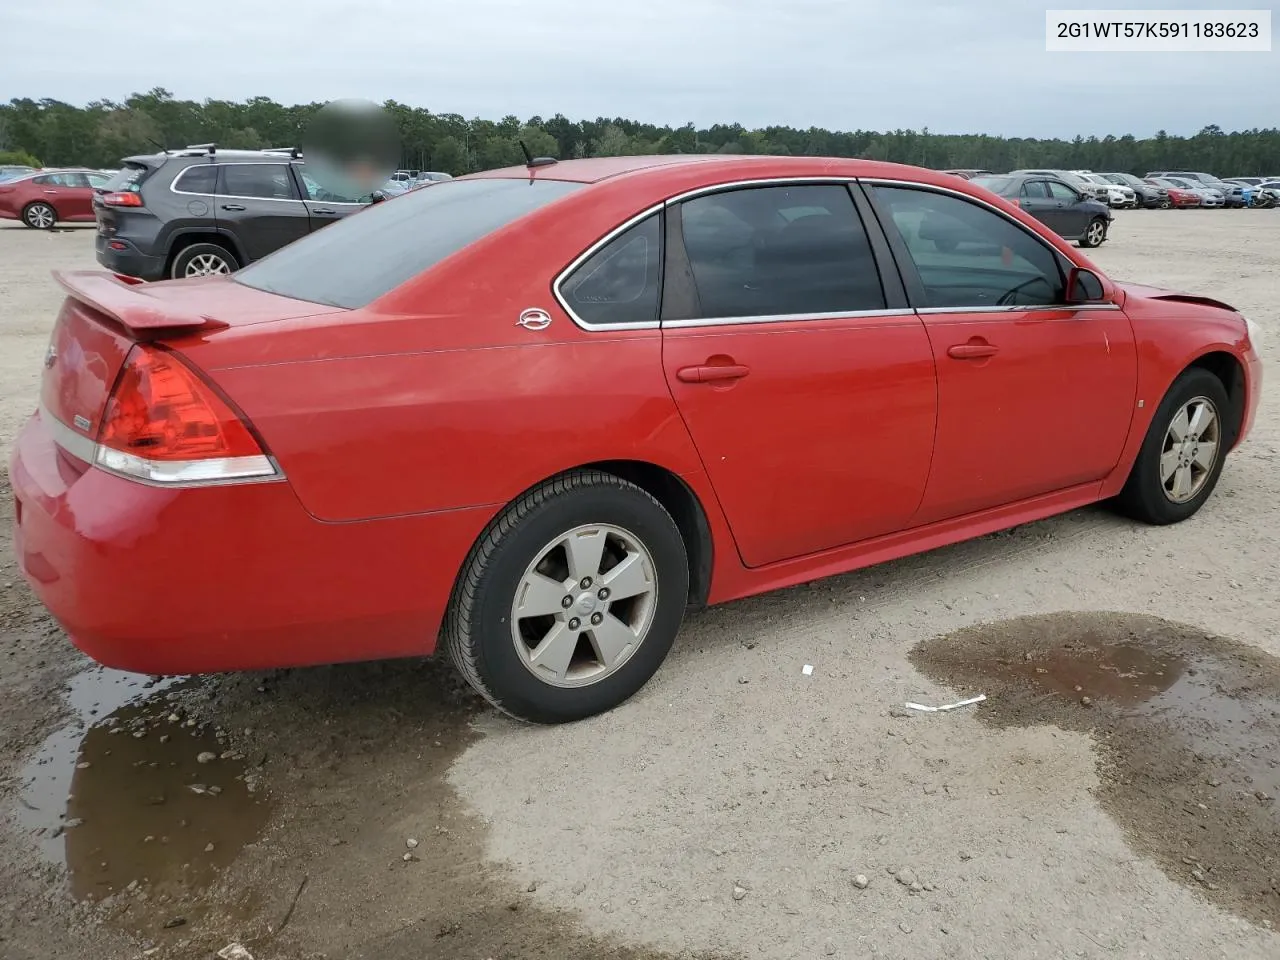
[94,146,374,281]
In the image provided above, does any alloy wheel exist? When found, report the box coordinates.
[1087,220,1106,245]
[1159,396,1220,504]
[510,523,658,688]
[184,253,231,277]
[25,204,54,229]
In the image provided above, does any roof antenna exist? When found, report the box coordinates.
[519,139,534,165]
[519,139,559,169]
[147,137,170,155]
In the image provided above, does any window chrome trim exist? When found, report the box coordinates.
[664,308,908,330]
[916,304,1122,315]
[552,202,666,331]
[39,403,285,488]
[170,161,304,204]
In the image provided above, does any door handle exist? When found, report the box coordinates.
[947,341,999,360]
[312,208,337,215]
[676,363,751,383]
[220,204,246,211]
[45,190,59,194]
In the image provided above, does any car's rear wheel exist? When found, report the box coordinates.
[1159,198,1172,209]
[171,243,239,279]
[1115,368,1231,525]
[1078,217,1107,248]
[22,202,56,229]
[444,470,689,723]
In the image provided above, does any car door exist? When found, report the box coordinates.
[213,162,311,261]
[864,182,1137,525]
[58,172,99,219]
[1045,180,1088,238]
[30,173,86,220]
[1016,179,1058,231]
[649,182,937,567]
[291,163,368,231]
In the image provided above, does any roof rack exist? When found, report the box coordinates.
[262,146,303,159]
[185,143,217,155]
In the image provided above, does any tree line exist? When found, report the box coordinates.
[2,88,1278,177]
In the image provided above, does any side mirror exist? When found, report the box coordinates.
[1066,266,1106,303]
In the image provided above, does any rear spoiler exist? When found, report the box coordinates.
[52,270,229,338]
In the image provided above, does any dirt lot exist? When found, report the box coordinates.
[1,211,1277,960]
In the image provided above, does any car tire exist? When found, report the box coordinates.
[444,469,689,724]
[170,243,240,279]
[1114,368,1231,526]
[1159,198,1172,209]
[1078,217,1107,248]
[22,202,56,230]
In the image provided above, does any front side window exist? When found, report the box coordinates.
[1020,181,1049,199]
[559,214,662,326]
[218,163,297,200]
[676,184,885,319]
[293,164,369,203]
[873,185,1064,309]
[1046,181,1079,201]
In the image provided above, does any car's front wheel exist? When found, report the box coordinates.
[22,202,56,229]
[1078,216,1108,248]
[1115,368,1231,525]
[444,470,690,723]
[171,243,240,279]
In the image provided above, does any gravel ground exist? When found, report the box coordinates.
[0,211,1277,960]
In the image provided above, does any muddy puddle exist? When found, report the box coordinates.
[15,666,271,941]
[911,611,1280,928]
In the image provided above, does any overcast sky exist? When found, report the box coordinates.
[3,0,1275,138]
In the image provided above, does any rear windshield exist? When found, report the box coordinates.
[969,176,1013,193]
[233,177,584,309]
[105,162,152,193]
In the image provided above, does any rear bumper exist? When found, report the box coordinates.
[95,234,167,282]
[9,411,493,675]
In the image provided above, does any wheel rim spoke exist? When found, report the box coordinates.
[588,615,639,670]
[1159,447,1180,484]
[527,622,578,682]
[563,528,607,583]
[514,571,571,619]
[1192,441,1218,471]
[600,551,652,601]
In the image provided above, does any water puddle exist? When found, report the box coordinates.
[15,666,271,936]
[911,611,1280,928]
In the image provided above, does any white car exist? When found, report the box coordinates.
[1077,172,1138,208]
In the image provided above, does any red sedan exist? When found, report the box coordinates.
[0,168,112,229]
[10,155,1263,723]
[1145,178,1201,208]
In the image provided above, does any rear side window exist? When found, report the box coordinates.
[559,214,662,327]
[218,164,297,200]
[676,184,885,319]
[172,165,217,194]
[234,177,583,309]
[1019,181,1049,199]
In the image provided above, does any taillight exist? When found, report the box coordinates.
[94,345,279,485]
[101,192,143,207]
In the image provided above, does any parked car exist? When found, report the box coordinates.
[1148,171,1245,207]
[92,146,377,281]
[0,168,113,228]
[1096,172,1169,208]
[0,165,37,184]
[940,169,994,180]
[1077,173,1138,208]
[1009,169,1110,203]
[1254,180,1280,204]
[1150,177,1222,208]
[1144,178,1202,208]
[969,173,1112,246]
[10,155,1263,724]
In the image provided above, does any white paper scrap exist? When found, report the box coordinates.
[802,664,814,676]
[903,694,986,713]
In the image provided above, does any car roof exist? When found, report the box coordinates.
[460,153,963,187]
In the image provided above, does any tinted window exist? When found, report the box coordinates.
[173,165,217,194]
[1020,181,1050,199]
[873,185,1064,309]
[86,173,111,188]
[293,165,371,203]
[1045,181,1079,201]
[560,214,662,326]
[234,177,583,309]
[104,163,151,194]
[34,173,82,187]
[677,184,884,319]
[218,163,297,200]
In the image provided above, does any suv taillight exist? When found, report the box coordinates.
[101,192,143,207]
[95,345,280,485]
